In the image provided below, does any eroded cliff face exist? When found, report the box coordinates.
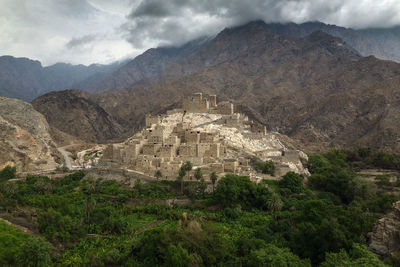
[0,97,60,172]
[369,201,400,258]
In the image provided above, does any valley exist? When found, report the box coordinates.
[1,16,400,267]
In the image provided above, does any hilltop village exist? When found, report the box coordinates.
[101,93,308,180]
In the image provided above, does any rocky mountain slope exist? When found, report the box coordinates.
[31,90,126,143]
[265,21,389,60]
[89,37,210,93]
[0,56,123,101]
[0,97,60,172]
[85,21,400,94]
[369,201,400,258]
[4,21,400,102]
[32,21,400,152]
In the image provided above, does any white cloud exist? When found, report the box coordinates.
[0,0,136,66]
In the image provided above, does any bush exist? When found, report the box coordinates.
[214,174,255,208]
[279,172,303,193]
[375,175,391,187]
[260,160,275,176]
[214,174,271,209]
[0,166,16,181]
[0,221,52,266]
[247,244,311,267]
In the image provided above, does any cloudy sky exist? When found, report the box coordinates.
[1,0,400,66]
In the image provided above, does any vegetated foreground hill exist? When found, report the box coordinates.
[31,90,126,143]
[0,149,398,266]
[33,21,400,152]
[0,97,60,172]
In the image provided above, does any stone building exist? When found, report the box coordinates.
[101,92,309,180]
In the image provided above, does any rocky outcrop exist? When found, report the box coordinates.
[31,90,125,143]
[0,97,60,172]
[369,201,400,258]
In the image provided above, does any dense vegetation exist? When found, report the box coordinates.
[0,148,399,266]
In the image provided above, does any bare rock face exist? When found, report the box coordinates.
[369,201,400,258]
[32,90,125,143]
[0,97,60,172]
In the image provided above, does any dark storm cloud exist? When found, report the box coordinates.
[122,0,400,49]
[2,0,400,65]
[66,34,99,49]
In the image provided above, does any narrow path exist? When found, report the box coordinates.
[132,219,165,236]
[0,217,35,235]
[57,147,72,170]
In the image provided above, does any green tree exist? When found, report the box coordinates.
[210,172,218,193]
[247,244,311,267]
[164,243,191,267]
[183,161,193,181]
[154,170,163,180]
[260,160,275,176]
[0,166,16,181]
[199,178,207,196]
[215,174,254,207]
[177,167,186,194]
[194,168,203,181]
[321,243,386,267]
[267,193,283,217]
[280,172,303,193]
[16,237,52,267]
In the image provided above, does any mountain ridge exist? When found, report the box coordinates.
[32,22,400,153]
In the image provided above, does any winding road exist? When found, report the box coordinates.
[57,147,72,170]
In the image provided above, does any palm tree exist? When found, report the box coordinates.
[183,161,193,181]
[177,166,186,194]
[194,168,203,181]
[199,178,207,196]
[267,193,283,218]
[85,197,96,225]
[154,170,162,180]
[210,172,218,193]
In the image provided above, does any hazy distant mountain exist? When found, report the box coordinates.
[264,21,400,62]
[357,26,400,62]
[33,21,400,153]
[0,56,125,101]
[264,21,390,60]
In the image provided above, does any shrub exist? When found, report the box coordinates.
[0,166,16,181]
[279,172,303,193]
[375,175,391,187]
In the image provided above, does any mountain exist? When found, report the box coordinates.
[0,56,124,101]
[87,21,400,94]
[264,21,390,60]
[265,21,400,63]
[0,56,47,100]
[32,21,400,153]
[4,21,400,102]
[44,61,123,91]
[357,26,400,62]
[89,37,211,93]
[0,97,60,172]
[31,90,126,143]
